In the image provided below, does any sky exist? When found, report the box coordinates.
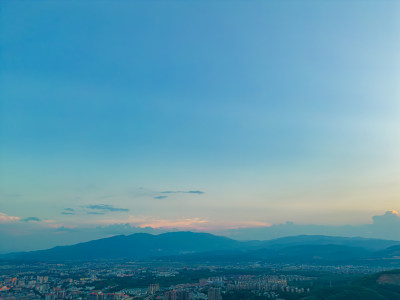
[0,0,400,252]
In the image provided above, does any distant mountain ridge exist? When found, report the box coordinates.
[2,232,245,261]
[256,234,400,251]
[3,232,400,264]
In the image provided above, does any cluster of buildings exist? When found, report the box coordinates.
[115,274,309,300]
[225,274,310,293]
[0,261,391,300]
[0,271,130,300]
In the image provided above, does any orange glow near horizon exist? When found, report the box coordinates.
[86,215,210,230]
[89,215,272,231]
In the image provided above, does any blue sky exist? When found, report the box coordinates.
[0,0,399,251]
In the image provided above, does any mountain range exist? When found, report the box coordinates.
[3,231,400,264]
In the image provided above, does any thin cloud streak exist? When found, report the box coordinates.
[85,204,129,212]
[161,190,205,195]
[22,217,41,222]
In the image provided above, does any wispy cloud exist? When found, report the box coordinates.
[55,226,78,232]
[61,212,75,215]
[92,215,209,230]
[129,187,205,199]
[86,204,129,212]
[0,212,20,223]
[138,217,208,229]
[0,193,23,198]
[87,211,105,215]
[161,190,205,195]
[22,217,41,222]
[61,208,76,215]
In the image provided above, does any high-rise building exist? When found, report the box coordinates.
[164,291,177,300]
[98,293,105,300]
[176,291,190,300]
[208,288,222,300]
[89,292,105,300]
[89,293,98,300]
[164,290,190,300]
[105,293,116,300]
[149,283,160,294]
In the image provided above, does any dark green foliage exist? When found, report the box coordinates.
[310,287,385,300]
[302,269,400,300]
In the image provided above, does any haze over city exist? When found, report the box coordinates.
[1,0,400,253]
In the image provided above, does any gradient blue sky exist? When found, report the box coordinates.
[0,0,400,251]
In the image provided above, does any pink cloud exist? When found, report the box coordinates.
[90,215,209,229]
[0,212,20,223]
